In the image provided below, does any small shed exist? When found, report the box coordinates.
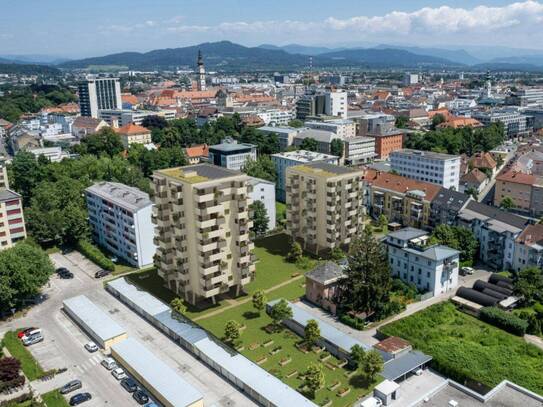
[374,379,400,406]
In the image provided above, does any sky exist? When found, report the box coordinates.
[1,0,543,58]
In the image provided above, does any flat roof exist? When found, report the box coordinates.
[391,148,461,161]
[112,338,203,407]
[290,161,361,177]
[62,295,126,341]
[271,150,338,163]
[155,163,242,184]
[381,350,432,381]
[85,181,151,212]
[209,141,256,152]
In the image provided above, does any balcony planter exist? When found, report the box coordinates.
[286,369,299,378]
[337,387,351,398]
[248,342,260,351]
[278,356,291,366]
[256,356,268,365]
[263,339,274,347]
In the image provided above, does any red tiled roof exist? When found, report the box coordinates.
[115,123,150,135]
[496,170,536,186]
[469,152,497,170]
[516,224,543,245]
[363,169,441,201]
[461,168,487,184]
[121,94,139,105]
[185,144,209,158]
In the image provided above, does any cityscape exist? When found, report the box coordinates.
[2,1,543,407]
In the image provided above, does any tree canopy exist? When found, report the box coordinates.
[430,224,479,265]
[250,200,269,236]
[242,156,277,183]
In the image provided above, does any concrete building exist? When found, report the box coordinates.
[325,91,348,119]
[151,164,255,304]
[0,157,9,190]
[296,90,347,120]
[344,137,376,165]
[247,177,276,232]
[506,88,543,107]
[293,128,341,155]
[208,139,257,170]
[403,72,419,86]
[305,262,345,315]
[429,187,472,229]
[271,150,338,202]
[0,189,26,249]
[78,77,122,118]
[115,123,152,148]
[472,109,532,139]
[305,119,356,139]
[286,162,364,254]
[370,130,404,160]
[98,109,176,128]
[494,170,539,215]
[353,113,396,137]
[513,223,543,273]
[386,228,460,296]
[27,147,71,162]
[257,126,302,151]
[85,182,156,268]
[390,149,461,190]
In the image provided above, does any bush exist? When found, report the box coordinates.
[374,299,405,320]
[339,313,365,330]
[76,240,115,271]
[479,307,528,336]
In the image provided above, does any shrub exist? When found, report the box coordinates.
[76,240,115,271]
[339,313,365,330]
[480,307,528,336]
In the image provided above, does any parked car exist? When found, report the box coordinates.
[133,389,149,405]
[95,269,112,279]
[60,380,82,394]
[144,403,159,407]
[121,377,138,393]
[84,342,99,353]
[112,367,127,380]
[22,334,43,346]
[101,357,117,370]
[56,267,74,279]
[18,327,38,339]
[360,397,383,407]
[69,392,92,406]
[461,266,475,276]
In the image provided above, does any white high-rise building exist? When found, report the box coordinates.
[78,77,122,118]
[325,91,347,119]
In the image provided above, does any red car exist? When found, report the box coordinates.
[18,328,38,339]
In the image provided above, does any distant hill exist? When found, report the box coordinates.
[0,54,71,65]
[486,55,543,68]
[472,62,543,72]
[374,44,481,66]
[60,41,462,71]
[258,43,343,56]
[0,62,61,75]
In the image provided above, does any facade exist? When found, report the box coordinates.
[344,137,376,165]
[99,109,176,128]
[429,187,472,229]
[494,171,537,214]
[325,91,348,119]
[370,131,404,159]
[71,116,108,139]
[271,150,338,202]
[0,190,26,249]
[247,177,276,232]
[295,90,347,119]
[403,72,419,86]
[390,149,461,190]
[78,77,122,118]
[115,123,152,148]
[513,224,543,272]
[305,119,356,139]
[85,182,156,268]
[460,168,489,197]
[184,144,209,165]
[506,88,543,107]
[151,164,255,304]
[472,109,532,139]
[286,162,364,254]
[208,139,257,170]
[305,262,345,315]
[354,113,396,137]
[258,126,302,151]
[386,228,460,296]
[292,129,340,155]
[0,158,9,190]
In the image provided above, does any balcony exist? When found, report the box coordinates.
[194,192,214,203]
[200,263,220,276]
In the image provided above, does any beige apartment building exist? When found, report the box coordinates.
[151,164,255,304]
[285,162,364,254]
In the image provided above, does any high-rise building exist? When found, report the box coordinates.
[0,158,26,249]
[78,77,122,118]
[285,162,364,254]
[197,50,206,91]
[295,90,347,120]
[152,164,255,304]
[403,72,419,86]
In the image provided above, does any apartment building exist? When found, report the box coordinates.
[247,177,276,232]
[0,190,26,249]
[293,129,341,155]
[494,170,543,215]
[285,162,364,254]
[115,123,152,148]
[208,139,257,170]
[305,119,356,139]
[0,157,9,189]
[370,131,404,160]
[513,224,543,272]
[386,228,459,297]
[295,90,347,120]
[99,109,176,128]
[151,164,255,304]
[390,149,461,190]
[472,109,532,139]
[344,137,376,165]
[78,77,122,118]
[85,182,156,268]
[506,88,543,107]
[272,150,338,202]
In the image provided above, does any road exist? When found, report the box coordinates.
[0,252,256,407]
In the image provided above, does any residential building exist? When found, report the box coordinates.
[0,190,26,249]
[28,147,71,162]
[403,72,419,86]
[247,177,276,232]
[390,149,461,190]
[99,109,176,128]
[271,150,338,202]
[0,157,9,190]
[85,182,156,268]
[115,123,152,148]
[370,130,404,160]
[344,137,376,165]
[293,129,340,155]
[513,224,543,272]
[458,201,528,270]
[151,164,255,304]
[386,228,459,296]
[286,162,364,254]
[295,90,347,120]
[472,109,532,139]
[494,170,537,214]
[208,139,257,171]
[460,168,489,197]
[71,116,108,139]
[429,188,472,229]
[258,126,302,151]
[469,152,498,175]
[325,91,348,119]
[305,262,346,315]
[353,113,396,137]
[305,119,356,139]
[184,144,209,165]
[78,77,122,118]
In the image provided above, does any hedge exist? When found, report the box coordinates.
[339,314,365,330]
[76,240,115,271]
[479,307,528,336]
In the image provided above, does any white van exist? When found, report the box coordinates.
[101,357,117,370]
[360,397,383,407]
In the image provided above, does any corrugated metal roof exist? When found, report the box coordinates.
[381,350,432,381]
[63,295,126,341]
[112,338,203,407]
[107,278,170,316]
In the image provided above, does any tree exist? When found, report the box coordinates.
[269,299,293,326]
[170,298,186,315]
[465,187,478,200]
[252,290,267,314]
[514,267,543,305]
[0,242,55,312]
[303,364,325,399]
[330,139,344,158]
[242,156,277,183]
[500,196,516,210]
[287,241,303,263]
[76,127,125,157]
[350,344,366,369]
[378,214,388,232]
[300,137,319,152]
[395,115,409,128]
[9,151,44,205]
[141,115,168,130]
[431,113,446,130]
[0,357,21,382]
[361,350,384,382]
[288,119,304,128]
[330,247,345,261]
[338,229,392,315]
[250,200,269,236]
[431,224,478,265]
[304,319,321,347]
[224,320,241,344]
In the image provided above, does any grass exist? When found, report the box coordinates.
[2,331,45,381]
[379,302,543,394]
[42,390,70,407]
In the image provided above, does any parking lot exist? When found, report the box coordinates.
[0,251,256,407]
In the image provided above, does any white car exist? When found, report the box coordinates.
[101,357,117,370]
[84,342,99,353]
[112,367,127,380]
[461,266,475,276]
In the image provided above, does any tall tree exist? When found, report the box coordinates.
[252,290,267,314]
[288,119,304,128]
[304,319,321,347]
[361,350,384,382]
[141,115,168,130]
[286,241,303,263]
[250,200,269,236]
[76,127,124,157]
[300,137,319,152]
[514,267,543,305]
[242,156,277,183]
[9,151,44,205]
[224,320,241,344]
[500,196,516,210]
[330,139,344,158]
[350,344,366,369]
[430,224,478,264]
[303,364,325,399]
[269,299,293,326]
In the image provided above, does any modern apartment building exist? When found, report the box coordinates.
[0,157,9,189]
[151,164,255,304]
[99,109,176,128]
[258,126,302,151]
[305,119,356,138]
[78,77,122,118]
[293,129,341,155]
[0,190,26,249]
[506,88,543,107]
[247,177,276,232]
[386,228,459,296]
[271,150,338,202]
[285,162,364,254]
[390,149,461,190]
[85,182,156,268]
[513,224,543,272]
[429,188,472,229]
[295,90,347,120]
[208,139,257,171]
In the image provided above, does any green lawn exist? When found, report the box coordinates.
[42,390,70,407]
[2,331,45,380]
[379,302,543,394]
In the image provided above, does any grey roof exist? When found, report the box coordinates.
[405,245,460,261]
[387,227,428,242]
[258,126,299,134]
[381,350,432,381]
[304,161,360,175]
[391,149,461,161]
[268,299,371,352]
[295,128,339,143]
[62,295,126,341]
[305,262,345,284]
[159,163,243,181]
[431,188,471,212]
[111,338,203,406]
[247,176,275,187]
[460,201,528,230]
[85,182,151,212]
[107,278,170,316]
[0,189,22,202]
[209,141,256,152]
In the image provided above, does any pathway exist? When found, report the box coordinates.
[525,334,543,351]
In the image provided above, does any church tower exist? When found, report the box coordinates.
[197,50,206,91]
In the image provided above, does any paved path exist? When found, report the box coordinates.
[525,334,543,351]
